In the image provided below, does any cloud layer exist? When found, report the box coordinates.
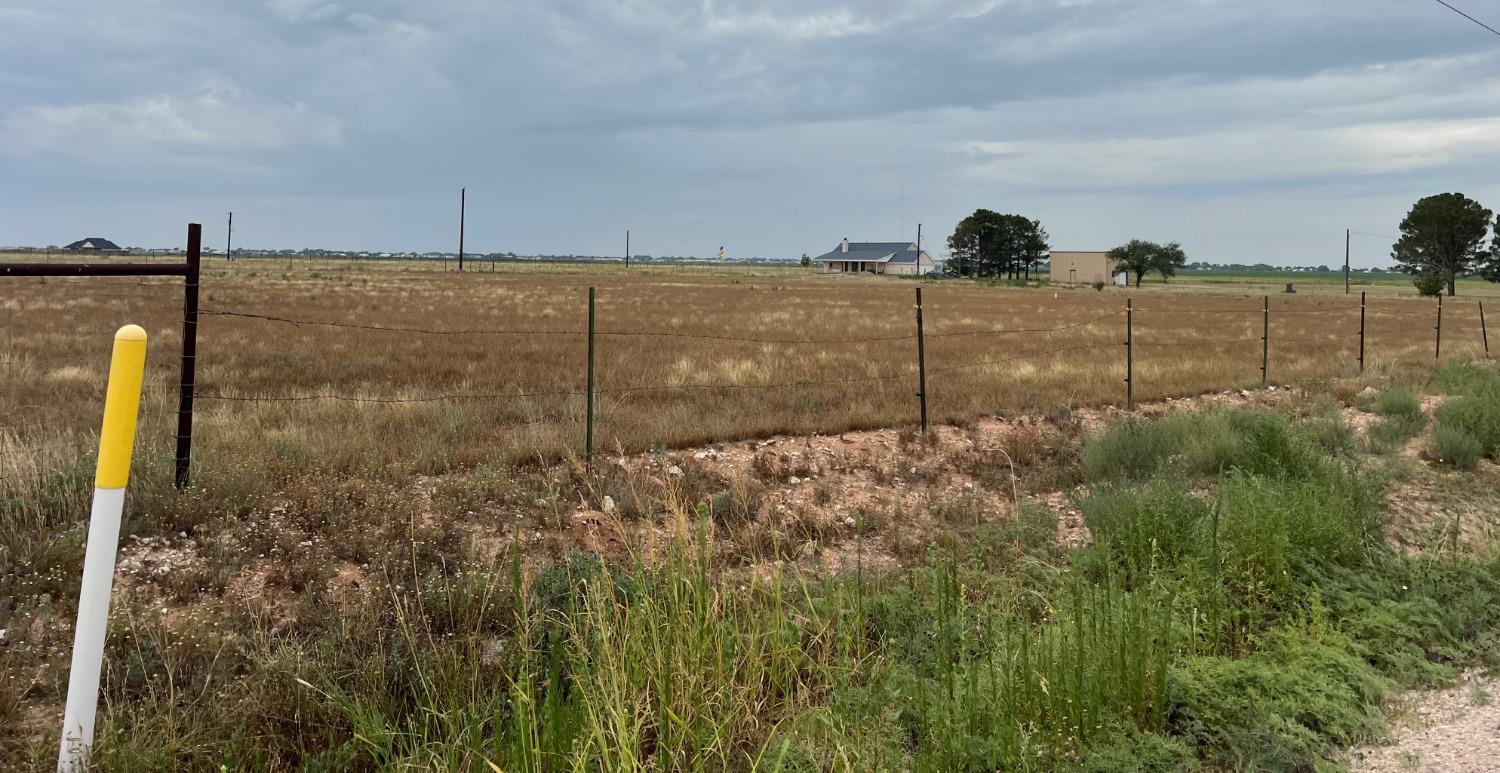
[2,0,1498,264]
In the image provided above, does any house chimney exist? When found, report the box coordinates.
[841,237,849,253]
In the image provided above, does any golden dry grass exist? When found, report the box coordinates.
[0,258,1486,486]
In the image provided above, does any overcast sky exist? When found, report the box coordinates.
[3,0,1499,266]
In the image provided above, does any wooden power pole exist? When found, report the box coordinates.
[1350,228,1362,295]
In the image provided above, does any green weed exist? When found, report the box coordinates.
[1368,387,1427,453]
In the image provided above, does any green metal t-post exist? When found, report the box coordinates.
[585,287,596,462]
[1125,298,1134,409]
[915,287,928,433]
[1481,301,1490,358]
[1358,292,1367,373]
[1261,296,1269,385]
[1435,294,1443,364]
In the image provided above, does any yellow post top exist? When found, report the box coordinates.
[95,325,148,489]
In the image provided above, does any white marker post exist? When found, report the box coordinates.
[57,324,148,772]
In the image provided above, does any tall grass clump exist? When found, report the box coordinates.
[1430,423,1484,470]
[1428,360,1500,467]
[1434,358,1500,395]
[1367,386,1426,453]
[1433,384,1500,463]
[1081,408,1339,484]
[1080,480,1211,586]
[900,578,1172,770]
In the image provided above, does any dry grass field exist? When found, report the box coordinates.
[1,257,1484,484]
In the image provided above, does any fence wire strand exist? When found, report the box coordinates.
[926,310,1124,338]
[927,342,1120,375]
[199,308,914,344]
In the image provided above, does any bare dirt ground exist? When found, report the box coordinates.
[1382,395,1500,554]
[1343,393,1500,771]
[1348,672,1500,772]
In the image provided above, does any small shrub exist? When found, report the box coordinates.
[1368,387,1426,453]
[1219,411,1325,478]
[1092,280,1106,292]
[1080,480,1210,584]
[1430,424,1483,470]
[1434,387,1500,461]
[1302,414,1357,456]
[1219,465,1385,593]
[1082,409,1327,482]
[1170,635,1388,770]
[1413,272,1444,297]
[1374,386,1422,418]
[1435,359,1500,396]
[1081,416,1185,482]
[969,499,1060,567]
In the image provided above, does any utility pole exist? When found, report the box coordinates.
[1344,228,1350,294]
[458,187,465,272]
[225,212,233,262]
[626,230,630,269]
[916,223,922,274]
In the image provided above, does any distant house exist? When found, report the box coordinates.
[64,237,123,251]
[1049,251,1126,286]
[812,239,936,276]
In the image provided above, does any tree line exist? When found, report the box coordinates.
[944,193,1500,297]
[943,209,1186,286]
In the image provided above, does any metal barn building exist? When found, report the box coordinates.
[1048,251,1125,285]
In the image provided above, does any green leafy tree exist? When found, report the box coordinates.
[1482,213,1500,283]
[1151,241,1188,283]
[946,210,1049,279]
[1391,193,1492,296]
[800,253,811,267]
[1108,240,1159,287]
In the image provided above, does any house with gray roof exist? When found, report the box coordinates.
[64,237,123,251]
[812,239,936,276]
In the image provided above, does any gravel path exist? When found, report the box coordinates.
[1349,673,1500,772]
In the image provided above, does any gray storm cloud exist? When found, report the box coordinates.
[1,0,1498,265]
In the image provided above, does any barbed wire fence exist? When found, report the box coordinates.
[184,288,1477,462]
[3,282,1487,475]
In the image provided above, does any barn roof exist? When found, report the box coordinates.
[812,241,927,264]
[64,237,122,250]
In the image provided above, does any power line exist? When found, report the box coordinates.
[1431,0,1500,37]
